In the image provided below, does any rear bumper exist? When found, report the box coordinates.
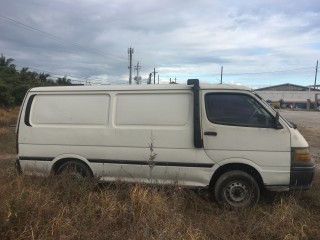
[289,165,316,190]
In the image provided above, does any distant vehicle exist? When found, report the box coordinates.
[15,79,316,208]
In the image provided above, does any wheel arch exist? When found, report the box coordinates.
[51,157,93,176]
[209,163,264,190]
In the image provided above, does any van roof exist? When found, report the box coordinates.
[30,84,252,92]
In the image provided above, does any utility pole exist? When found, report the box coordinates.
[134,61,141,84]
[314,60,318,90]
[153,68,158,84]
[148,72,152,84]
[128,47,134,84]
[220,66,223,84]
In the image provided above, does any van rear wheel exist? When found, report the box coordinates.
[214,170,260,208]
[56,160,93,179]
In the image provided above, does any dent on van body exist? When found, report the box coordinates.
[18,159,52,176]
[18,140,217,186]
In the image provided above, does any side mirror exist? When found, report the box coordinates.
[274,112,283,129]
[290,121,298,129]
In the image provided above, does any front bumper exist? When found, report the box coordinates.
[290,164,316,190]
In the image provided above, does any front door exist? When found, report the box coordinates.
[201,90,291,186]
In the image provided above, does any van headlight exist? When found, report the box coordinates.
[291,147,312,164]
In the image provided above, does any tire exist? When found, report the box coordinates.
[56,160,93,179]
[214,170,260,208]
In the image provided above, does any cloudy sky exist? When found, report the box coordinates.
[0,0,319,87]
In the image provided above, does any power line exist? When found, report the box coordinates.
[223,67,314,76]
[1,14,315,84]
[0,14,125,62]
[15,65,59,76]
[161,66,314,78]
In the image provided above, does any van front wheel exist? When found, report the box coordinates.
[56,160,93,179]
[214,170,260,208]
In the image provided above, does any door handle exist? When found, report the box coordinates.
[204,131,217,136]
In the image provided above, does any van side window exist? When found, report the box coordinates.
[205,93,274,128]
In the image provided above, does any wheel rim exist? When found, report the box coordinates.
[67,169,83,179]
[60,165,85,179]
[224,181,251,206]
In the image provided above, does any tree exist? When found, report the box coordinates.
[0,54,16,74]
[39,73,50,84]
[12,85,30,105]
[56,76,72,85]
[19,67,30,82]
[0,82,14,107]
[0,54,15,68]
[0,53,75,107]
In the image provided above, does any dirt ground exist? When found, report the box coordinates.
[279,109,320,131]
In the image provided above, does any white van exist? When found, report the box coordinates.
[16,79,315,207]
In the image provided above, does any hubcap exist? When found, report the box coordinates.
[225,181,249,204]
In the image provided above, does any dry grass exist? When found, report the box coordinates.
[0,107,319,239]
[0,128,16,154]
[0,107,20,126]
[0,127,10,137]
[0,160,319,240]
[0,107,19,153]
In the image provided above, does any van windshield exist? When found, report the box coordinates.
[253,92,293,128]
